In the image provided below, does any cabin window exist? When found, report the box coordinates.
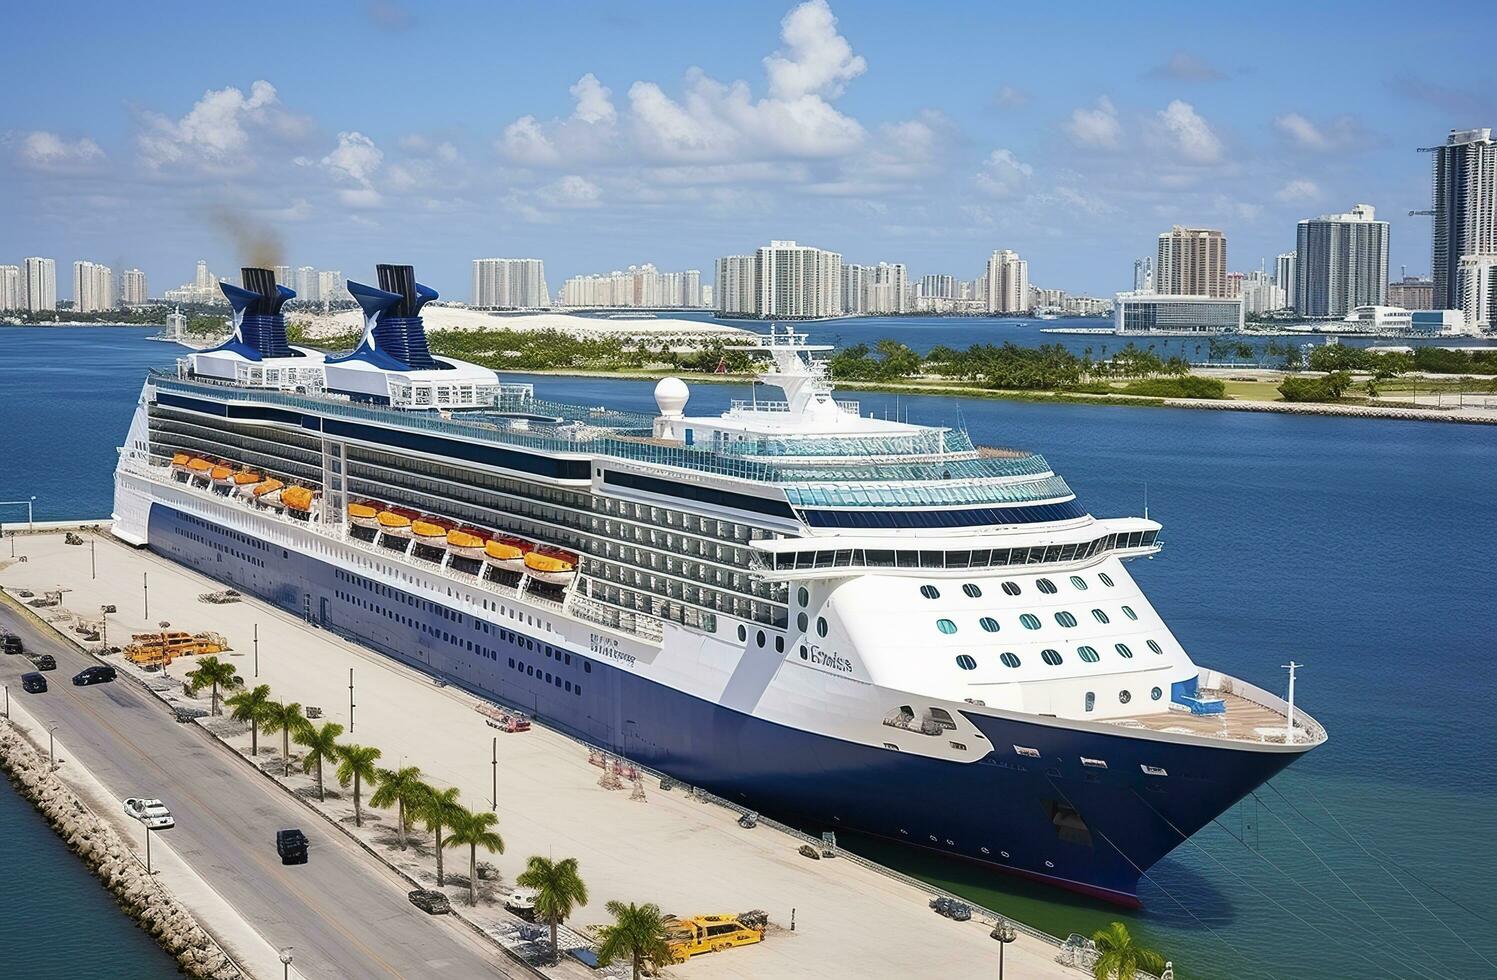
[1077,645,1100,663]
[1041,648,1063,666]
[920,585,940,600]
[756,630,766,648]
[797,612,808,632]
[1055,611,1078,628]
[1119,690,1133,704]
[797,587,809,607]
[1069,576,1088,591]
[1037,578,1058,594]
[817,617,829,637]
[1001,582,1021,596]
[1092,609,1110,624]
[1019,614,1041,630]
[962,583,983,598]
[1098,572,1115,587]
[1115,643,1134,659]
[1122,605,1138,620]
[1147,639,1163,654]
[936,619,957,635]
[955,655,977,671]
[1000,652,1021,668]
[737,625,746,642]
[1085,692,1095,712]
[775,636,784,653]
[1151,687,1163,700]
[979,617,1000,633]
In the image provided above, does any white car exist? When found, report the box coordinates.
[124,797,175,830]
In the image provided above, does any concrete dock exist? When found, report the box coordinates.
[3,528,1082,980]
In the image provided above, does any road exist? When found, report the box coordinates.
[0,600,522,980]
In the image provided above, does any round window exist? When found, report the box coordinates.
[1055,611,1078,628]
[1119,690,1133,704]
[1001,582,1021,596]
[797,586,809,607]
[979,617,1000,633]
[962,583,983,598]
[920,585,940,600]
[1077,645,1100,663]
[817,617,829,638]
[1037,578,1057,594]
[797,612,808,632]
[955,655,977,671]
[1000,652,1021,668]
[736,625,746,642]
[1041,648,1063,666]
[1019,614,1041,630]
[936,619,957,635]
[1151,686,1162,701]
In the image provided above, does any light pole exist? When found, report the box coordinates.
[253,623,259,678]
[991,918,1016,979]
[48,723,60,771]
[100,606,109,651]
[348,667,355,733]
[143,572,149,621]
[3,684,8,720]
[279,946,294,980]
[90,538,96,579]
[491,736,497,812]
[145,824,154,874]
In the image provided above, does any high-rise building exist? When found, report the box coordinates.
[715,242,841,318]
[1275,253,1297,311]
[714,255,757,316]
[838,261,906,315]
[1132,257,1153,293]
[23,257,57,311]
[273,265,292,287]
[72,260,116,313]
[295,266,319,302]
[985,249,1029,314]
[194,260,211,291]
[1239,270,1285,315]
[918,274,957,300]
[318,270,347,303]
[1429,128,1497,310]
[1457,254,1497,331]
[558,264,705,308]
[842,263,869,314]
[472,258,550,308]
[121,269,148,305]
[1156,227,1227,297]
[1294,204,1389,318]
[0,265,20,310]
[1225,272,1245,298]
[1386,275,1434,310]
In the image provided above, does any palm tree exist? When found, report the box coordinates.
[516,855,588,964]
[596,901,674,980]
[184,655,240,716]
[260,701,308,777]
[417,785,466,887]
[224,683,273,754]
[369,765,425,850]
[295,721,343,802]
[335,743,382,827]
[446,807,504,906]
[1091,921,1165,980]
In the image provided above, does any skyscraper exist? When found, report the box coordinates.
[295,266,319,302]
[1132,257,1153,293]
[1429,128,1497,310]
[1275,253,1297,311]
[1156,227,1227,297]
[23,257,57,311]
[72,260,116,313]
[1458,254,1497,330]
[713,242,842,318]
[1294,204,1389,318]
[273,265,292,287]
[472,258,550,308]
[0,266,20,310]
[985,249,1029,314]
[714,255,757,316]
[121,269,149,306]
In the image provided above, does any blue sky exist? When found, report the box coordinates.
[4,0,1495,300]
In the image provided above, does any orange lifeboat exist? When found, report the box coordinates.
[210,465,235,486]
[523,548,577,586]
[187,457,213,480]
[282,486,315,514]
[348,501,380,529]
[446,528,487,560]
[234,470,263,487]
[377,508,414,538]
[484,537,531,572]
[411,516,452,549]
[252,479,285,507]
[171,453,191,474]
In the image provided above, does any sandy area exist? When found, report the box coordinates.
[293,306,751,343]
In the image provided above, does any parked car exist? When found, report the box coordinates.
[276,829,309,865]
[123,797,175,830]
[72,665,117,686]
[30,654,56,671]
[409,890,451,915]
[504,887,538,920]
[21,672,47,694]
[1,633,23,655]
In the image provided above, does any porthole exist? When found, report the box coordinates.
[1147,639,1163,654]
[1037,578,1058,594]
[937,619,957,635]
[817,617,829,638]
[956,655,977,671]
[756,630,766,648]
[1099,572,1115,587]
[775,636,784,653]
[1019,614,1041,630]
[800,645,808,660]
[797,612,808,632]
[1085,692,1096,712]
[1151,686,1163,701]
[1001,581,1021,596]
[1041,648,1063,666]
[1000,652,1021,668]
[1069,576,1088,591]
[1115,643,1134,659]
[797,586,809,607]
[1122,605,1138,620]
[737,625,746,642]
[1091,609,1110,624]
[1119,690,1133,704]
[1055,611,1078,628]
[920,585,941,600]
[979,616,1000,633]
[962,583,983,598]
[1077,645,1100,663]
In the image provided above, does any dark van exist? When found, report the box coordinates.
[276,829,309,865]
[21,672,48,694]
[1,634,23,656]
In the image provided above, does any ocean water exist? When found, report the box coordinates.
[3,326,1496,979]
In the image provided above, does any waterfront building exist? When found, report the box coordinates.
[1294,204,1389,318]
[714,254,757,316]
[295,266,319,303]
[1132,257,1153,293]
[1156,227,1227,297]
[1343,306,1470,335]
[1225,272,1244,298]
[1386,275,1435,310]
[1429,128,1497,310]
[23,256,57,312]
[1114,292,1244,334]
[1457,254,1497,331]
[0,265,20,310]
[714,242,842,319]
[842,263,869,314]
[121,269,149,306]
[1063,295,1113,316]
[842,262,907,315]
[274,265,292,288]
[1239,270,1285,315]
[919,274,958,300]
[165,260,228,306]
[73,260,116,313]
[559,264,706,308]
[1275,253,1297,311]
[318,270,349,304]
[985,249,1029,314]
[472,257,551,308]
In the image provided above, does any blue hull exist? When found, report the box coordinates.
[148,502,1296,905]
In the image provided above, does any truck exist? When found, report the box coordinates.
[664,914,765,961]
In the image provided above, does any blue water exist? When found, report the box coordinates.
[4,325,1497,979]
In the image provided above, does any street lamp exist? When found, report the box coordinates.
[145,823,155,874]
[279,946,294,980]
[991,918,1017,979]
[47,723,60,771]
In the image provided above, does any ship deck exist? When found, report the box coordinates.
[1107,690,1317,745]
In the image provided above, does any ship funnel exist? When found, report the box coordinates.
[215,267,298,359]
[339,263,444,371]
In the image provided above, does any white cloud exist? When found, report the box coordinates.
[1144,52,1225,82]
[763,0,866,99]
[321,131,384,207]
[1157,99,1221,164]
[542,174,603,207]
[1274,112,1363,152]
[18,131,104,169]
[992,85,1028,109]
[1066,97,1121,149]
[1276,178,1321,202]
[570,73,616,126]
[975,149,1032,198]
[137,80,288,170]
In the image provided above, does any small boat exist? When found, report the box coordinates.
[252,479,285,507]
[282,486,315,513]
[348,501,380,528]
[484,537,531,572]
[234,470,263,487]
[447,527,488,560]
[524,548,577,586]
[171,453,191,475]
[210,465,235,487]
[187,457,213,480]
[412,517,452,548]
[377,509,414,538]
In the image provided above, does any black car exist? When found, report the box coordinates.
[1,634,22,656]
[276,829,309,865]
[72,665,117,686]
[31,654,56,671]
[21,672,47,694]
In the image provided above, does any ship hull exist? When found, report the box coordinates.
[138,498,1299,905]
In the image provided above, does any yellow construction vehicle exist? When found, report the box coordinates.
[123,631,229,666]
[664,914,764,961]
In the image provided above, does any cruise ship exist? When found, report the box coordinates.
[112,265,1326,906]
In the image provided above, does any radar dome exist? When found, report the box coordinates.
[654,376,689,417]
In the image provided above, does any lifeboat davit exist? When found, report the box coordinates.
[252,479,285,507]
[524,548,577,586]
[348,501,380,529]
[377,509,414,538]
[171,453,191,475]
[282,486,315,514]
[210,465,235,487]
[484,537,532,573]
[447,528,488,560]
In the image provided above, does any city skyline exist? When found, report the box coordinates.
[4,0,1494,301]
